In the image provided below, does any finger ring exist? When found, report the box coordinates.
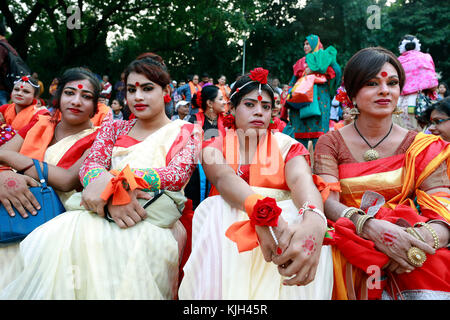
[407,246,426,267]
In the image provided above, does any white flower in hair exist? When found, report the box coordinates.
[399,37,421,54]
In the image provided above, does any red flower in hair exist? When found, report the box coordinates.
[163,94,171,103]
[249,67,269,85]
[268,119,277,130]
[21,76,29,82]
[335,87,353,109]
[222,113,235,129]
[196,92,203,107]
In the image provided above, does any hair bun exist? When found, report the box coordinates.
[404,41,416,51]
[136,52,166,67]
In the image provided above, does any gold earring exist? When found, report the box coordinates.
[393,106,403,115]
[349,107,360,116]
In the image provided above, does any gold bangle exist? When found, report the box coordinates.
[356,214,373,236]
[341,207,357,219]
[406,227,426,243]
[342,207,364,220]
[414,222,440,249]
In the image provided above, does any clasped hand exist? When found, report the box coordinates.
[256,213,326,286]
[80,174,151,228]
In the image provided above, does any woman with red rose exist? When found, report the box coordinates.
[179,68,333,300]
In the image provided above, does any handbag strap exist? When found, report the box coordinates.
[32,159,48,188]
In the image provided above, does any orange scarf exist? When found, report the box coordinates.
[212,130,287,252]
[188,81,202,104]
[210,129,287,196]
[2,100,40,130]
[387,132,450,222]
[91,102,111,126]
[19,114,56,161]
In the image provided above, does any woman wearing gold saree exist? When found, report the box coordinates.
[314,47,450,300]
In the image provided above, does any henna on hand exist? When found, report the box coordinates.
[302,235,317,256]
[4,177,22,190]
[381,231,397,247]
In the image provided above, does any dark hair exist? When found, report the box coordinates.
[343,47,405,102]
[425,97,450,123]
[112,97,125,108]
[400,34,419,51]
[53,67,101,115]
[124,52,171,89]
[191,85,219,111]
[439,82,449,97]
[229,74,275,109]
[0,16,6,36]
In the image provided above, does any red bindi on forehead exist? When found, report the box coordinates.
[77,84,83,89]
[135,82,140,87]
[380,71,388,77]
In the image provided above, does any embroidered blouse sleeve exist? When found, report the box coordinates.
[132,128,202,192]
[80,120,131,186]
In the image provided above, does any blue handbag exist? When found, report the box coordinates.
[0,159,65,243]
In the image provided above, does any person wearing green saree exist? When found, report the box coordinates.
[285,34,342,149]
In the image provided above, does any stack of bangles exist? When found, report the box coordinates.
[342,207,445,267]
[341,207,373,236]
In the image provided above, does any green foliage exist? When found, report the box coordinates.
[1,0,449,98]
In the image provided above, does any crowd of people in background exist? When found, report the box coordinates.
[0,14,449,302]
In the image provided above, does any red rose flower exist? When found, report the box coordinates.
[251,197,282,227]
[222,113,235,129]
[268,120,277,130]
[21,76,29,82]
[163,94,172,103]
[249,67,269,84]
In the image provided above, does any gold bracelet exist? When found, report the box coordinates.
[342,207,365,220]
[406,227,425,242]
[342,207,358,219]
[414,222,440,249]
[356,214,373,236]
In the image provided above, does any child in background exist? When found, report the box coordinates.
[111,98,124,120]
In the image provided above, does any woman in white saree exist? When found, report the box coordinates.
[179,68,334,300]
[0,54,201,299]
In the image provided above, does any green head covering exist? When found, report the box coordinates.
[305,34,322,53]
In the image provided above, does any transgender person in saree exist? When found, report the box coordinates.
[179,68,333,300]
[0,54,201,299]
[0,68,101,291]
[314,47,450,300]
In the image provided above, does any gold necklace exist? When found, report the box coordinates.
[353,121,393,161]
[204,111,218,126]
